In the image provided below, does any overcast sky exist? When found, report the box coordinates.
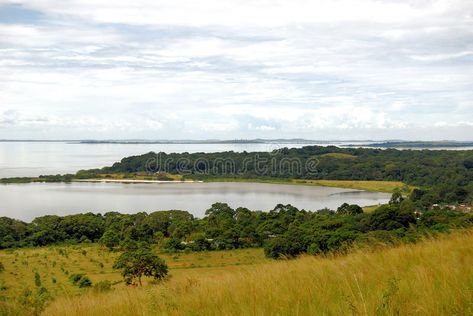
[0,0,472,140]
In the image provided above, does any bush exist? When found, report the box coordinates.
[164,237,185,252]
[34,272,41,287]
[69,273,84,285]
[78,276,92,288]
[264,237,292,259]
[93,280,112,292]
[307,243,322,255]
[69,273,92,288]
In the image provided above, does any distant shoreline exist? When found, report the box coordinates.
[73,179,203,184]
[1,139,473,149]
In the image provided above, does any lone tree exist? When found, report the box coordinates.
[113,246,168,286]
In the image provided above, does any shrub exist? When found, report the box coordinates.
[93,280,112,292]
[34,272,41,287]
[69,273,92,288]
[78,276,92,288]
[69,273,85,285]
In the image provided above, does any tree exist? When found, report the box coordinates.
[337,203,363,215]
[164,237,185,251]
[113,247,168,286]
[369,204,416,231]
[205,203,236,236]
[463,159,473,169]
[389,191,404,205]
[99,229,120,251]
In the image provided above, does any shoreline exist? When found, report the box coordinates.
[73,179,203,184]
[1,176,407,193]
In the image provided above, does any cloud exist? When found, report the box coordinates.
[3,0,467,27]
[0,0,472,139]
[252,125,276,131]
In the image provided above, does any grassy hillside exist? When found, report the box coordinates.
[36,230,473,316]
[0,247,266,315]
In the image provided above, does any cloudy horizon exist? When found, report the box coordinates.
[1,0,472,140]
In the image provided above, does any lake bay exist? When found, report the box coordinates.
[0,182,390,221]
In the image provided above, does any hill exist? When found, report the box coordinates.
[43,230,473,316]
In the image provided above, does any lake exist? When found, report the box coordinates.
[0,182,391,221]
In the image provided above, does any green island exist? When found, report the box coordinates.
[1,145,473,315]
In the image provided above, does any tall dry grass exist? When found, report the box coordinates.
[44,230,473,315]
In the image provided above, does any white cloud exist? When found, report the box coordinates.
[4,0,465,27]
[0,0,472,139]
[410,51,473,62]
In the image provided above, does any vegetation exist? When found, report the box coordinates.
[43,230,473,315]
[69,274,92,288]
[202,178,409,193]
[0,245,266,315]
[1,197,472,260]
[0,174,74,184]
[113,245,168,286]
[364,140,473,148]
[99,145,473,184]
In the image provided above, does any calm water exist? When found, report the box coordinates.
[0,182,391,221]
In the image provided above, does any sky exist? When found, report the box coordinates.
[0,0,472,140]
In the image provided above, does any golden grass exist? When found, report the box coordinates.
[204,178,408,193]
[319,153,357,159]
[80,171,408,193]
[289,179,410,193]
[43,230,473,316]
[362,204,384,213]
[95,173,184,181]
[0,246,266,314]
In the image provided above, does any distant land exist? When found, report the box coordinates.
[1,139,473,148]
[0,138,373,144]
[77,139,372,144]
[360,141,473,148]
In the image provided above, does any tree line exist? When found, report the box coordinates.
[1,196,472,258]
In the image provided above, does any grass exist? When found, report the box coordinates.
[1,171,409,194]
[362,204,385,213]
[39,230,473,316]
[319,152,357,159]
[0,246,266,314]
[84,173,409,193]
[88,173,184,181]
[204,178,410,193]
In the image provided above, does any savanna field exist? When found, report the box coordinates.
[1,230,473,315]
